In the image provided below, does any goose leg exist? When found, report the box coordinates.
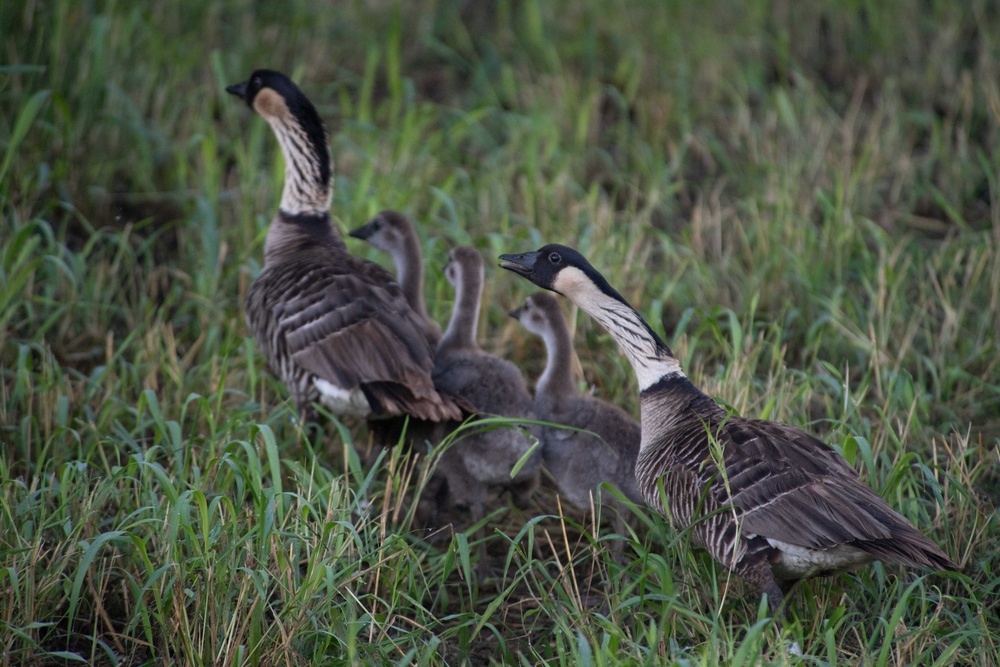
[738,558,787,618]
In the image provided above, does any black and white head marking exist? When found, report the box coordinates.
[500,244,684,390]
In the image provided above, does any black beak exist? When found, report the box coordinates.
[508,304,525,320]
[498,251,539,278]
[226,80,249,101]
[347,224,371,240]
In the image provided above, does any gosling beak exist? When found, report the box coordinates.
[347,223,371,240]
[498,251,539,278]
[508,304,525,320]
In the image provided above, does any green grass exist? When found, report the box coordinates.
[2,0,999,664]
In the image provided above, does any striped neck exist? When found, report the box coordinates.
[588,298,684,391]
[552,266,684,392]
[265,113,332,217]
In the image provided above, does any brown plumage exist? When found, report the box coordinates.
[349,210,442,347]
[500,244,957,614]
[227,70,464,428]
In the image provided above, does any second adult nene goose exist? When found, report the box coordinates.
[500,244,956,614]
[226,69,464,430]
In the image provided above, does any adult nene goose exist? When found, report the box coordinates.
[500,244,956,613]
[509,292,642,541]
[349,210,442,347]
[226,69,464,433]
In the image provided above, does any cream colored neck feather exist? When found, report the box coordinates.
[254,88,332,217]
[552,266,684,391]
[269,118,332,216]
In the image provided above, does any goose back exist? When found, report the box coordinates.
[635,374,956,582]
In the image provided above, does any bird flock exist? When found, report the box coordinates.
[226,69,955,617]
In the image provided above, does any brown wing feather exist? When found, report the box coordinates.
[722,419,955,568]
[283,259,432,372]
[637,381,954,573]
[251,247,464,421]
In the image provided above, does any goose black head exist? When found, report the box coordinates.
[499,244,627,304]
[226,69,305,112]
[226,68,331,191]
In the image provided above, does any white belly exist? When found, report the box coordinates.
[766,538,873,579]
[313,378,372,418]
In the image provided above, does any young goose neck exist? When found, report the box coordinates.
[535,310,578,401]
[439,250,483,353]
[395,229,429,319]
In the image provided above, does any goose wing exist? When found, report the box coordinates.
[721,419,906,550]
[279,257,440,399]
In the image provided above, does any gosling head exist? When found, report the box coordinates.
[349,210,409,253]
[444,246,483,289]
[508,292,563,336]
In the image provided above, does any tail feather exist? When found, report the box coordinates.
[363,382,472,424]
[856,525,957,572]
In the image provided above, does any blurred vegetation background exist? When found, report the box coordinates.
[1,0,998,664]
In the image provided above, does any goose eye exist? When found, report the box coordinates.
[548,252,561,264]
[251,76,263,89]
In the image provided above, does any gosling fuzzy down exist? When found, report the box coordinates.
[509,292,642,540]
[429,246,540,528]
